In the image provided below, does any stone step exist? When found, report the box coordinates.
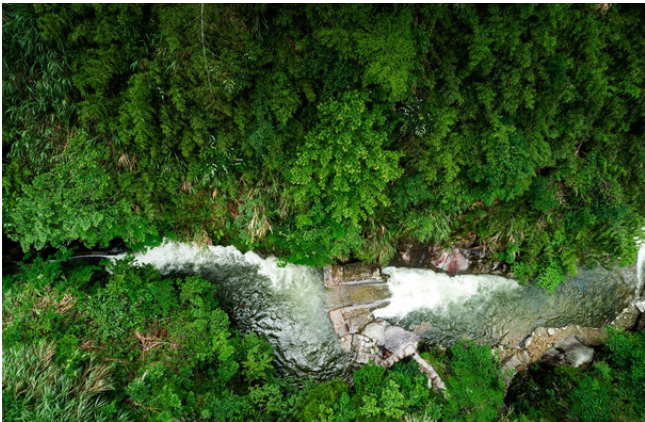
[328,300,390,337]
[324,263,385,286]
[325,282,391,310]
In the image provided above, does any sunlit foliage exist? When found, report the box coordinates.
[3,4,644,288]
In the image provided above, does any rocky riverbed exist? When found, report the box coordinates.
[325,259,645,389]
[498,296,645,382]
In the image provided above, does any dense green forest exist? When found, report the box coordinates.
[3,4,645,422]
[3,3,645,290]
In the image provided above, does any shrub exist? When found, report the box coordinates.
[2,341,129,422]
[442,341,505,422]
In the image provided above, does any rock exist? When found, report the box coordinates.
[470,246,486,259]
[339,334,353,354]
[547,328,555,336]
[500,350,534,388]
[362,321,387,347]
[324,262,382,285]
[609,303,641,331]
[431,248,469,274]
[384,325,419,354]
[540,335,594,368]
[352,334,364,351]
[412,353,447,393]
[523,336,532,347]
[502,354,523,374]
[634,297,645,313]
[634,313,645,332]
[356,321,421,371]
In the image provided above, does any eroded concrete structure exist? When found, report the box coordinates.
[324,263,447,392]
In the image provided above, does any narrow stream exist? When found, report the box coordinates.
[116,239,644,380]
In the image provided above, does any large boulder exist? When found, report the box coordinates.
[540,335,594,368]
[431,247,469,274]
[362,321,388,347]
[357,321,420,368]
[634,297,645,313]
[384,325,419,355]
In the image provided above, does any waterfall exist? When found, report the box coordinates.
[373,268,520,319]
[637,228,645,293]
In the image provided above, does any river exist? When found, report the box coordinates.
[122,239,645,381]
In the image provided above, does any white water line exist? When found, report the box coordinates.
[373,266,520,319]
[637,227,645,294]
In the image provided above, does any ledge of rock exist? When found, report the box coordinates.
[497,296,645,386]
[354,321,419,368]
[350,320,447,393]
[389,241,512,276]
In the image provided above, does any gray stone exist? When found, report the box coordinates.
[634,297,645,313]
[541,335,594,368]
[565,343,594,367]
[362,321,388,347]
[384,325,419,354]
[523,336,532,347]
[610,303,640,331]
[355,352,371,365]
[339,334,353,354]
[352,334,365,350]
[502,354,523,373]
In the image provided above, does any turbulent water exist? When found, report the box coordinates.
[374,254,643,346]
[638,232,645,293]
[129,242,352,381]
[108,239,645,380]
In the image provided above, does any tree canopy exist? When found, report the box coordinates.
[3,4,645,288]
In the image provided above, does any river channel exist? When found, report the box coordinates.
[124,240,645,381]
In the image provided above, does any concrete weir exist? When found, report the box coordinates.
[324,263,447,393]
[324,263,391,337]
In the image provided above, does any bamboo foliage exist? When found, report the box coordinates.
[2,342,130,421]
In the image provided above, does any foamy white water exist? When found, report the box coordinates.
[373,267,521,319]
[637,228,645,292]
[132,241,248,269]
[372,260,639,347]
